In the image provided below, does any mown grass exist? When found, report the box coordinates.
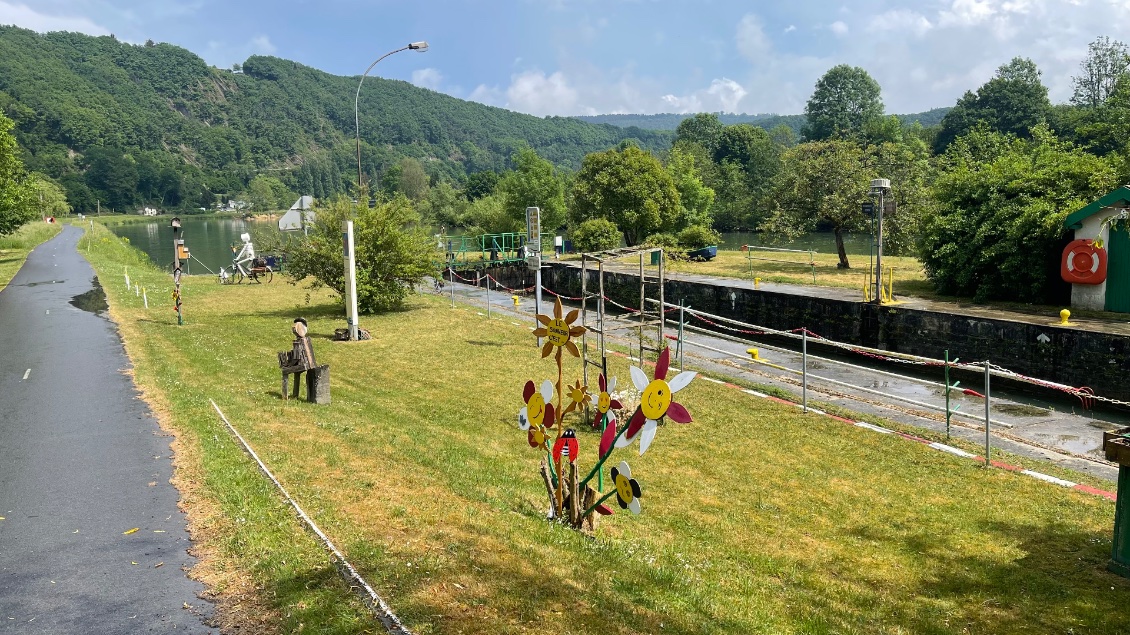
[0,221,62,291]
[79,222,1130,635]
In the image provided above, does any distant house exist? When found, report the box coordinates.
[221,200,251,211]
[1062,186,1130,313]
[139,207,159,216]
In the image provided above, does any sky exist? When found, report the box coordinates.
[6,0,1128,117]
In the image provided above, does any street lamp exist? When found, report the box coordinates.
[354,41,429,193]
[869,178,891,305]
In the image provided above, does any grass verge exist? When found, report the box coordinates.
[0,221,62,291]
[81,222,1130,635]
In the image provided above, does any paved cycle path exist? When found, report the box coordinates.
[0,226,216,633]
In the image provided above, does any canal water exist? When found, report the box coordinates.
[107,216,258,275]
[108,217,875,272]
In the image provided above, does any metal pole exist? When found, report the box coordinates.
[874,189,884,305]
[449,267,455,308]
[486,275,491,319]
[984,360,991,466]
[535,264,543,347]
[355,45,414,191]
[802,328,808,413]
[944,350,952,442]
[343,220,359,341]
[678,301,685,370]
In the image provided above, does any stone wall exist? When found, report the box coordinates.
[466,262,1130,401]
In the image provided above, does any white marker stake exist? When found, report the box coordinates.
[125,273,130,289]
[22,369,30,380]
[143,288,148,309]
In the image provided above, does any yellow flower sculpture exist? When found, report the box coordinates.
[532,297,586,358]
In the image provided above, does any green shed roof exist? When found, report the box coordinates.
[1064,185,1130,230]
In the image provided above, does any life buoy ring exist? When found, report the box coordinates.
[1061,239,1107,285]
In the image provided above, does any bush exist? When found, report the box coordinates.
[677,225,721,249]
[642,232,686,260]
[285,194,439,313]
[570,218,622,253]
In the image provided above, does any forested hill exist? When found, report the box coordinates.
[573,108,952,133]
[0,26,670,212]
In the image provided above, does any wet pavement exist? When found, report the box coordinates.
[442,276,1122,483]
[0,226,216,633]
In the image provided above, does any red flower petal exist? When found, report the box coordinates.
[625,407,645,438]
[655,347,670,380]
[523,380,535,403]
[666,401,693,423]
[609,399,623,410]
[527,430,539,448]
[596,504,614,516]
[599,373,607,392]
[545,403,556,428]
[599,419,618,457]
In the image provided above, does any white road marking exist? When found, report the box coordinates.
[929,442,977,459]
[855,421,894,434]
[1021,470,1076,488]
[45,310,49,315]
[22,369,30,380]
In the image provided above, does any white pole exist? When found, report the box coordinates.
[802,329,808,413]
[343,220,360,341]
[535,266,543,346]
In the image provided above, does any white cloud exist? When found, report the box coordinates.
[411,68,443,91]
[784,25,796,33]
[504,70,581,116]
[829,21,849,36]
[869,10,933,37]
[736,13,771,62]
[250,35,275,55]
[0,1,109,35]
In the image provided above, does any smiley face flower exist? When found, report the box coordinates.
[591,373,623,429]
[519,379,556,449]
[610,461,642,515]
[616,347,696,455]
[532,296,586,358]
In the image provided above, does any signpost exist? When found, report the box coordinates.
[342,221,360,341]
[527,207,543,346]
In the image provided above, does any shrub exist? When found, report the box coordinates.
[677,225,721,249]
[285,194,439,313]
[570,218,622,253]
[642,232,686,260]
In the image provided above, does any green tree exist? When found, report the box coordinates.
[674,113,725,154]
[419,180,466,230]
[0,113,34,234]
[84,147,138,211]
[284,193,438,313]
[398,157,430,202]
[667,146,715,228]
[934,57,1052,153]
[569,218,622,252]
[571,145,680,245]
[867,142,933,256]
[1072,36,1130,108]
[713,124,781,186]
[496,146,566,231]
[802,65,884,141]
[761,140,876,268]
[464,170,500,201]
[30,174,71,218]
[461,193,520,235]
[711,161,756,231]
[921,125,1116,302]
[246,175,278,212]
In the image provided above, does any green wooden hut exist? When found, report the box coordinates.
[1064,186,1130,313]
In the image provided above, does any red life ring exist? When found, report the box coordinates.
[1061,239,1107,285]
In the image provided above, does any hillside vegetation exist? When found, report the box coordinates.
[573,107,951,133]
[0,26,670,212]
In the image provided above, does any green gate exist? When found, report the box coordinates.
[1106,221,1130,313]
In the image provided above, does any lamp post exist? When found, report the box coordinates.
[869,178,891,305]
[354,41,429,192]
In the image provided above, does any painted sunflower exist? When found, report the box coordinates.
[532,296,586,358]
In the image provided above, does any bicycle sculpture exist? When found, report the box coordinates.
[223,232,273,284]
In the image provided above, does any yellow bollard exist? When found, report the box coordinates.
[754,277,761,289]
[1060,309,1071,325]
[512,295,520,308]
[747,348,760,361]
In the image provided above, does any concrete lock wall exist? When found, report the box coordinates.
[473,263,1130,401]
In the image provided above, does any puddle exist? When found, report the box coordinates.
[994,403,1050,417]
[69,276,108,315]
[21,280,64,287]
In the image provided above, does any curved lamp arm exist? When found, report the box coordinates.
[355,41,429,192]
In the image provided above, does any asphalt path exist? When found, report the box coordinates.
[0,226,216,633]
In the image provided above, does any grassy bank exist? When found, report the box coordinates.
[0,221,62,291]
[80,223,1129,634]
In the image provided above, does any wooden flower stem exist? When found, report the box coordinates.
[553,347,564,515]
[598,411,608,492]
[581,490,618,520]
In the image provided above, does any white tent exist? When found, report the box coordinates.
[278,196,316,231]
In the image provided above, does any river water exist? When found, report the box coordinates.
[107,216,876,272]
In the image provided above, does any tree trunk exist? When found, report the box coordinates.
[834,226,850,269]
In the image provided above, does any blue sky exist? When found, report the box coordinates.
[7,1,1126,116]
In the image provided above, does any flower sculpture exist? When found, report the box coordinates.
[519,379,556,449]
[563,379,591,416]
[532,297,585,358]
[615,347,696,455]
[610,461,642,515]
[591,373,623,430]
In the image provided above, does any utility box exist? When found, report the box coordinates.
[1102,426,1130,577]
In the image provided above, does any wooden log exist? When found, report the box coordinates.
[539,459,557,520]
[306,364,331,404]
[569,463,580,527]
[581,486,596,533]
